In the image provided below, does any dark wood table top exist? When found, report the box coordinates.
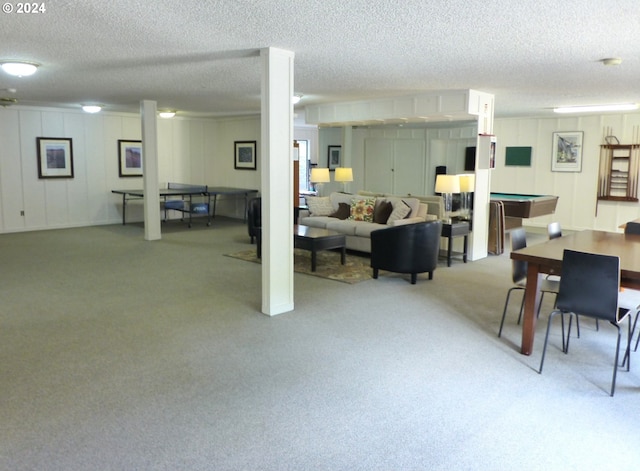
[511,229,640,287]
[512,229,640,354]
[294,225,343,239]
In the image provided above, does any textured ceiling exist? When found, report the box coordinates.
[0,0,638,121]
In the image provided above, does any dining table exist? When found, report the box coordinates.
[510,229,640,355]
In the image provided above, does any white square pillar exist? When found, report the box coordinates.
[469,95,495,260]
[140,100,161,241]
[260,47,295,315]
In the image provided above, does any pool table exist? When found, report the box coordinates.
[490,193,559,230]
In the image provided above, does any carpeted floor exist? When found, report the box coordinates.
[3,221,640,471]
[225,247,376,284]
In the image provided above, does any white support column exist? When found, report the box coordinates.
[260,47,295,316]
[469,97,495,260]
[140,100,161,241]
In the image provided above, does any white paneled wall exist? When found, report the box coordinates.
[5,103,637,236]
[492,113,640,232]
[350,124,477,196]
[343,114,640,234]
[0,107,264,233]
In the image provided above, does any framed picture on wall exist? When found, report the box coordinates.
[234,140,257,170]
[36,137,74,179]
[118,140,143,177]
[328,145,341,170]
[551,131,583,172]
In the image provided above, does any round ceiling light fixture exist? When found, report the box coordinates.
[82,105,102,113]
[0,97,18,107]
[158,110,176,118]
[1,61,39,77]
[602,57,622,66]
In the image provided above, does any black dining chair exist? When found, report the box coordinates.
[247,197,262,257]
[546,221,589,336]
[498,228,561,339]
[621,221,640,359]
[538,249,632,396]
[624,221,640,235]
[547,221,562,239]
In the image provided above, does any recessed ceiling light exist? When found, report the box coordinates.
[1,61,39,77]
[553,103,638,114]
[82,105,102,113]
[158,110,176,118]
[292,94,303,104]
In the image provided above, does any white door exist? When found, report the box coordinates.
[364,138,394,194]
[394,139,425,195]
[364,138,426,195]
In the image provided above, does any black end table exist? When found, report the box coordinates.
[441,219,470,266]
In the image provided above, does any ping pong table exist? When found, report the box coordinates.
[111,183,258,227]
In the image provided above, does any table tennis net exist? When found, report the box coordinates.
[167,182,208,192]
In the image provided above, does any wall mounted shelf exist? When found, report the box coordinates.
[597,144,640,202]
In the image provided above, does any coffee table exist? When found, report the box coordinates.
[294,225,346,271]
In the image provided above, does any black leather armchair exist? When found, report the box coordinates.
[370,221,442,284]
[247,197,261,245]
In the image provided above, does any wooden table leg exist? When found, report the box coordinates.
[521,264,542,355]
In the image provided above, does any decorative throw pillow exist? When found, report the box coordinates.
[401,198,420,217]
[330,202,351,220]
[373,201,393,224]
[386,199,411,224]
[348,197,376,222]
[306,196,334,216]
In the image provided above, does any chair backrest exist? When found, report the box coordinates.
[247,197,261,229]
[370,220,442,273]
[556,249,621,321]
[624,221,640,235]
[510,227,527,283]
[548,222,562,239]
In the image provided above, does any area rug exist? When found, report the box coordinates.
[225,248,374,284]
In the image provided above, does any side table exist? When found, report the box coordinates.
[441,220,470,266]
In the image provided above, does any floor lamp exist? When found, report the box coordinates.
[310,168,330,196]
[334,167,353,193]
[435,174,460,222]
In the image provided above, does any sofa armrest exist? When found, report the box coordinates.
[298,209,310,219]
[389,216,424,227]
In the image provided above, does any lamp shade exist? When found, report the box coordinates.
[334,167,353,182]
[310,167,330,183]
[435,174,460,194]
[458,174,475,192]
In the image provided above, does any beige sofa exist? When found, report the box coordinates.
[298,191,444,253]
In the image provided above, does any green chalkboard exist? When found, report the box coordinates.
[505,146,532,166]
